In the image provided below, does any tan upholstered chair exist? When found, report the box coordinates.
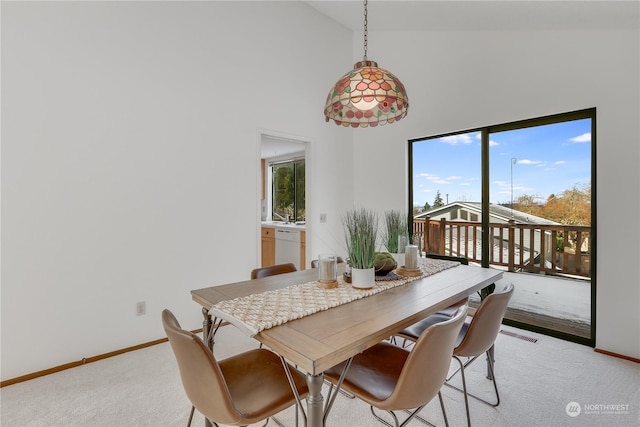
[250,262,297,279]
[324,305,469,427]
[389,254,469,347]
[396,283,514,427]
[425,254,470,316]
[162,309,308,427]
[310,256,344,269]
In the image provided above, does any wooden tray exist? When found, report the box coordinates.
[396,266,423,277]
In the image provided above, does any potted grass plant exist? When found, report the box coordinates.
[382,210,409,266]
[343,207,378,288]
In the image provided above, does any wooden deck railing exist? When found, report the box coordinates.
[413,217,591,278]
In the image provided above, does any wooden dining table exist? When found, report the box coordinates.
[191,263,503,427]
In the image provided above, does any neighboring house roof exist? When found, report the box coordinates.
[414,201,560,225]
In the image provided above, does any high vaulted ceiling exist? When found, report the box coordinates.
[305,1,639,32]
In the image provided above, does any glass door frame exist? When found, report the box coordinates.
[408,108,596,347]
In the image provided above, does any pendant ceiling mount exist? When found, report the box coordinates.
[324,0,409,128]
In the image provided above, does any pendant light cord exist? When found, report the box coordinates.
[363,0,368,61]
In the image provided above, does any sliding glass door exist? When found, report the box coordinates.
[409,109,595,345]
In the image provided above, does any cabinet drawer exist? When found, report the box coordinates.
[262,227,275,238]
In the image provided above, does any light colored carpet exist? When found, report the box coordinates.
[1,323,638,427]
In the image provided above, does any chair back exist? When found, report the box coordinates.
[162,309,242,425]
[455,283,514,357]
[425,253,469,265]
[251,262,297,279]
[387,305,468,410]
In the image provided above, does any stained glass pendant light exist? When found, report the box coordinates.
[324,0,409,128]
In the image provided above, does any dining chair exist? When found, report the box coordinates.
[250,262,297,350]
[426,254,470,315]
[310,256,344,269]
[424,253,469,265]
[251,262,297,279]
[395,283,515,427]
[388,253,469,349]
[324,305,469,427]
[162,309,308,427]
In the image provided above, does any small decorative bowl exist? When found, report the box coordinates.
[374,263,397,276]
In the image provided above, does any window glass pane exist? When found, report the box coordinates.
[295,160,306,221]
[489,118,592,340]
[272,160,305,222]
[411,131,482,257]
[412,132,482,210]
[273,163,294,220]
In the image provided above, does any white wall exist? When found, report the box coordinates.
[1,1,354,380]
[2,1,638,382]
[352,28,640,358]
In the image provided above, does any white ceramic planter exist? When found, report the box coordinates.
[351,267,375,289]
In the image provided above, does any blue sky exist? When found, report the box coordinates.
[412,118,592,207]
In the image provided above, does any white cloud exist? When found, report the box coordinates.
[417,174,468,186]
[440,134,472,145]
[517,159,542,165]
[570,133,591,143]
[417,173,456,185]
[470,132,499,146]
[554,160,566,165]
[416,173,438,179]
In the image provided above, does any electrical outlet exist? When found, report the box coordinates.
[320,213,327,223]
[136,301,146,316]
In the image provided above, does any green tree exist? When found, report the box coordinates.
[423,201,431,211]
[433,190,444,208]
[273,164,294,215]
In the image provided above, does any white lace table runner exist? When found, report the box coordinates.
[210,258,460,337]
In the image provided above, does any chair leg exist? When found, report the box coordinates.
[370,405,435,427]
[447,351,501,427]
[447,352,500,407]
[445,355,476,382]
[369,406,400,427]
[278,357,308,427]
[323,357,354,425]
[485,349,500,406]
[399,392,446,427]
[187,405,195,427]
[268,416,283,427]
[486,344,495,380]
[398,404,428,427]
[438,391,450,427]
[453,355,471,427]
[324,379,355,399]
